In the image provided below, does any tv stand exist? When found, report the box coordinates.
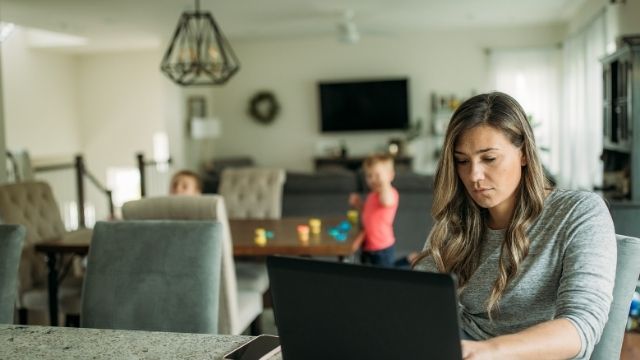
[314,156,413,172]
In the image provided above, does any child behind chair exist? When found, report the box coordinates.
[169,170,202,196]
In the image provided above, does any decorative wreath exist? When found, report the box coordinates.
[248,91,280,124]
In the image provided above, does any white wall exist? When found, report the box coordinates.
[609,0,640,46]
[1,28,81,158]
[77,50,165,169]
[76,49,171,219]
[0,29,199,222]
[1,28,83,219]
[210,24,566,172]
[567,0,607,35]
[567,0,640,54]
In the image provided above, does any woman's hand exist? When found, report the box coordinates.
[461,340,499,360]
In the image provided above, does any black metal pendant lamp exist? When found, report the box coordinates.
[160,0,240,86]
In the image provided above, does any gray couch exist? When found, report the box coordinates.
[282,171,357,217]
[386,171,434,257]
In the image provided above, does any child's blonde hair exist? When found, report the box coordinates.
[363,153,395,170]
[170,170,202,192]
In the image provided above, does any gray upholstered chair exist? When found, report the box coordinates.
[81,220,222,333]
[591,234,640,360]
[121,195,264,335]
[0,181,90,324]
[217,167,284,318]
[218,167,286,220]
[0,225,25,324]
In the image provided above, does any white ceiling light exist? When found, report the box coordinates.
[337,10,359,44]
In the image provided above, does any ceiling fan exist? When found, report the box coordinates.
[259,6,374,43]
[336,9,359,44]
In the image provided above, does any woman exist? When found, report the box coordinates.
[414,92,616,359]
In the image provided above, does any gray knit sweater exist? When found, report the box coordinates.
[415,189,616,359]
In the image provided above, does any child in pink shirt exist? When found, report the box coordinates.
[349,154,399,267]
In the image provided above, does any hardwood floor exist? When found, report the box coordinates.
[621,332,640,360]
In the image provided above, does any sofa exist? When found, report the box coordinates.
[203,164,434,258]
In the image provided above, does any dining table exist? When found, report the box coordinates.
[229,216,362,260]
[33,216,362,327]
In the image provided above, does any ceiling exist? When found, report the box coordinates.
[0,0,586,52]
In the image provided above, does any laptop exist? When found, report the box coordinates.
[266,256,462,360]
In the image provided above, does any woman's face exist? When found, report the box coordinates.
[454,125,525,218]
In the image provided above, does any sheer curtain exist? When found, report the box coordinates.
[487,13,607,190]
[560,14,607,190]
[487,47,561,177]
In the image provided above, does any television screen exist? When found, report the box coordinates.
[318,78,409,132]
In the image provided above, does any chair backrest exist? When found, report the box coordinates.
[219,167,286,219]
[0,181,66,244]
[0,225,25,324]
[591,234,640,360]
[0,181,66,296]
[81,220,222,334]
[121,195,241,334]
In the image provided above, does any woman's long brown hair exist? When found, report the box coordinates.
[414,92,550,317]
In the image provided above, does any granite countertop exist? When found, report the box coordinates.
[0,325,283,359]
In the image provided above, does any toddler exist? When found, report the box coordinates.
[349,154,399,267]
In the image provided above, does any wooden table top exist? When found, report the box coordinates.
[34,217,362,258]
[230,217,361,257]
[33,228,93,254]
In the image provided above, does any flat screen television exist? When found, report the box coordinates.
[318,78,409,132]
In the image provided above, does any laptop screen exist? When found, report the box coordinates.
[267,256,462,360]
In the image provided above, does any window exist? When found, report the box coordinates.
[487,47,561,179]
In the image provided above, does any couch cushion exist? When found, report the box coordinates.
[356,170,433,193]
[284,172,358,194]
[393,173,434,192]
[282,171,358,217]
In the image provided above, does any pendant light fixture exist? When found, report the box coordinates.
[160,0,240,86]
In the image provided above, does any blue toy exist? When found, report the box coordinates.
[338,221,351,232]
[328,222,350,242]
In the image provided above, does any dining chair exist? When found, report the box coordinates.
[218,167,286,220]
[591,234,640,360]
[121,195,264,335]
[218,167,285,312]
[81,220,222,333]
[0,181,90,325]
[0,225,25,324]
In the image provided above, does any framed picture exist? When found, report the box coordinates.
[187,96,206,119]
